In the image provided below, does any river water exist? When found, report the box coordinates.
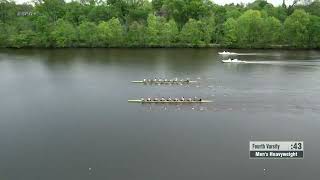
[0,48,320,180]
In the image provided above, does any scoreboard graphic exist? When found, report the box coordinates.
[249,141,304,159]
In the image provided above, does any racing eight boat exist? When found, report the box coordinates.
[131,78,197,84]
[128,97,212,103]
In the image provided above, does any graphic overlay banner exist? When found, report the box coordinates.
[249,141,304,159]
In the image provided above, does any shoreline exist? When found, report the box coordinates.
[1,43,319,50]
[1,45,319,50]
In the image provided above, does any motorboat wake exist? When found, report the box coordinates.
[221,58,247,63]
[218,51,238,55]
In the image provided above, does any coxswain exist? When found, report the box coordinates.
[141,98,145,102]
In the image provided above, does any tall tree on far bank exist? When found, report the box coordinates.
[308,15,320,48]
[284,9,310,47]
[50,19,77,47]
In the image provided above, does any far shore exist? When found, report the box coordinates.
[1,44,319,50]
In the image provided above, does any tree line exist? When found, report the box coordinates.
[0,0,320,48]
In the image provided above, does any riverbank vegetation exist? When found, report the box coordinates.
[1,0,320,48]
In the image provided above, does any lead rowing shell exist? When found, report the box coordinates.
[128,100,213,103]
[131,80,197,83]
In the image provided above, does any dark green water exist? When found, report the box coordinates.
[0,49,320,180]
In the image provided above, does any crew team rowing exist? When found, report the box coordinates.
[143,78,190,83]
[141,97,202,102]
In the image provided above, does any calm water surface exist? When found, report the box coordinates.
[0,49,320,180]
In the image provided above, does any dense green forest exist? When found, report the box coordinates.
[1,0,320,48]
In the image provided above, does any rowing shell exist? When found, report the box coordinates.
[128,100,213,103]
[131,81,197,83]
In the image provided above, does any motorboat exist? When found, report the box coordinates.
[221,58,246,63]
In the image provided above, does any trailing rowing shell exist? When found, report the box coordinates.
[128,100,213,103]
[131,80,197,84]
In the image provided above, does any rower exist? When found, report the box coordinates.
[168,97,172,101]
[161,97,165,101]
[181,97,185,101]
[143,79,146,83]
[147,97,151,101]
[188,97,192,101]
[174,98,179,101]
[154,97,159,101]
[199,98,202,102]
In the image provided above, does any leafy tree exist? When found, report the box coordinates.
[306,0,320,16]
[35,0,66,22]
[225,8,242,19]
[161,19,179,45]
[127,0,152,24]
[262,16,282,45]
[64,1,88,25]
[146,14,179,46]
[97,21,111,46]
[284,9,310,47]
[152,0,165,11]
[78,21,99,47]
[126,21,146,46]
[222,18,238,47]
[108,17,124,46]
[88,5,110,23]
[179,18,202,45]
[201,15,216,44]
[50,19,77,47]
[1,0,320,48]
[146,14,162,45]
[0,0,18,23]
[308,15,320,48]
[247,0,271,10]
[236,10,264,47]
[164,0,213,27]
[271,6,288,22]
[31,15,52,47]
[212,4,227,43]
[0,21,11,47]
[106,0,130,23]
[9,30,36,48]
